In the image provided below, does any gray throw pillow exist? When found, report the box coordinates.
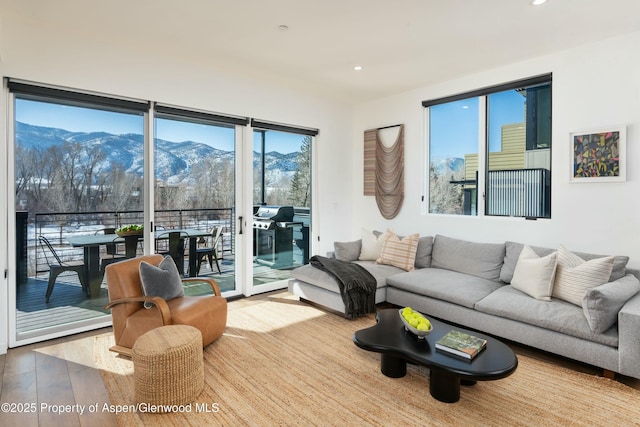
[334,240,362,262]
[582,274,640,333]
[139,256,184,308]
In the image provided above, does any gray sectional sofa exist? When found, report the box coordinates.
[288,234,640,380]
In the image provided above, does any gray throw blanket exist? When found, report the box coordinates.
[309,255,377,319]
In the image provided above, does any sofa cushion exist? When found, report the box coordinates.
[511,245,557,301]
[415,236,434,269]
[501,241,629,283]
[139,256,184,309]
[431,235,505,281]
[552,245,614,306]
[582,274,640,333]
[475,286,618,347]
[334,240,362,262]
[387,268,503,309]
[290,261,399,294]
[377,231,419,271]
[353,261,405,288]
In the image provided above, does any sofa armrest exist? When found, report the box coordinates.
[618,291,640,377]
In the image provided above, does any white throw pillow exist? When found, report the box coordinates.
[358,228,389,260]
[377,231,420,271]
[511,245,557,301]
[552,245,614,306]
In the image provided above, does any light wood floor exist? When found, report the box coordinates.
[1,295,639,426]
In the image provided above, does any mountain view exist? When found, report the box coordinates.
[15,121,301,186]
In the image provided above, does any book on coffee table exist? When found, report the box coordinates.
[435,330,487,360]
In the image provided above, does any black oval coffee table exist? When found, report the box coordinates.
[353,309,518,403]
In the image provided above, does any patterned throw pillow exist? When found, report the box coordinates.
[376,230,420,271]
[552,245,614,306]
[139,256,184,308]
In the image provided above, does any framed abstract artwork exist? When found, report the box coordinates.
[570,126,626,182]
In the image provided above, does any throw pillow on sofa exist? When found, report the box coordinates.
[139,255,184,308]
[582,274,640,333]
[552,245,614,306]
[501,241,629,283]
[511,245,557,301]
[358,228,389,260]
[334,240,362,262]
[376,230,420,271]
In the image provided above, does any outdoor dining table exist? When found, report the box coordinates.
[67,228,210,298]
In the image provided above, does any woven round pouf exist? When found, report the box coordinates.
[132,325,204,409]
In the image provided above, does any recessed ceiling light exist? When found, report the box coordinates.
[353,65,363,71]
[278,25,289,31]
[531,0,547,5]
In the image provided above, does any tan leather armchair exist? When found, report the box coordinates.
[104,254,227,356]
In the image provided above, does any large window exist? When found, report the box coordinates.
[10,81,147,339]
[424,75,552,218]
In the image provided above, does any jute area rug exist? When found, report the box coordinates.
[95,292,640,426]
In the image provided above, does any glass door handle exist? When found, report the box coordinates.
[238,216,243,235]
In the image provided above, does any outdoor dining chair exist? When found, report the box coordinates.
[157,231,187,275]
[95,227,126,268]
[38,235,88,302]
[194,227,223,275]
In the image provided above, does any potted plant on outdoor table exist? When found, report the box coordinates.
[115,224,144,237]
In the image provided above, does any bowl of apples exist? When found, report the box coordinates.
[399,307,432,339]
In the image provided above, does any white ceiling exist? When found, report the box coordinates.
[2,0,640,104]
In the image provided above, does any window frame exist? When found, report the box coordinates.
[423,74,552,219]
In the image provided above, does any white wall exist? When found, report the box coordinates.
[0,15,356,352]
[352,32,640,268]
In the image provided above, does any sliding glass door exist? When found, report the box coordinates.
[9,85,146,345]
[5,80,315,346]
[154,108,241,295]
[249,127,313,295]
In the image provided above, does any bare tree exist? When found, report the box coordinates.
[289,136,311,207]
[106,164,142,212]
[429,165,464,214]
[79,144,107,210]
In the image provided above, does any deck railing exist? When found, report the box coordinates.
[486,168,550,218]
[29,208,234,277]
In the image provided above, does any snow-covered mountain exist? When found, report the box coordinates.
[16,121,300,184]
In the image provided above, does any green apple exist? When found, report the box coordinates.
[417,318,431,330]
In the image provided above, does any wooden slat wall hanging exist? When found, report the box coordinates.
[363,125,405,219]
[363,129,377,196]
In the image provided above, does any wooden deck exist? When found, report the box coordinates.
[16,255,294,336]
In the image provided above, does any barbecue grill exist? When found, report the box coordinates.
[252,206,300,268]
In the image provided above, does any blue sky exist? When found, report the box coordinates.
[16,98,305,153]
[429,90,525,159]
